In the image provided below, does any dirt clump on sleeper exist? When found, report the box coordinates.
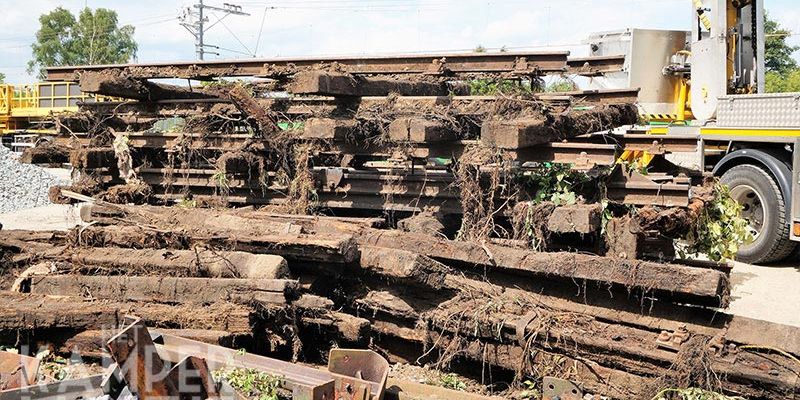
[101,181,153,204]
[19,142,71,165]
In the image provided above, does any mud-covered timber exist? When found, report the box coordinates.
[79,71,218,101]
[2,214,799,399]
[44,51,591,81]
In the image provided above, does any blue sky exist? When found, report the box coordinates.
[1,0,798,83]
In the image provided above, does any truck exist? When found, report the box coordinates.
[587,0,800,264]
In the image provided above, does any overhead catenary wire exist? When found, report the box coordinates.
[213,45,255,56]
[213,13,255,56]
[253,6,272,56]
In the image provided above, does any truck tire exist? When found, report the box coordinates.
[721,164,796,264]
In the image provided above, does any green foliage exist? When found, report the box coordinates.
[28,7,137,79]
[519,379,540,399]
[214,368,284,400]
[473,45,486,53]
[36,349,68,381]
[212,171,230,192]
[545,78,578,93]
[622,159,650,176]
[520,163,590,250]
[0,72,5,83]
[764,12,798,74]
[600,199,612,235]
[277,121,304,131]
[177,198,197,208]
[469,79,533,95]
[528,163,585,206]
[652,387,745,400]
[432,373,467,391]
[684,183,753,262]
[765,69,800,93]
[152,117,186,133]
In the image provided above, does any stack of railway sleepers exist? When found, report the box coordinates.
[1,204,798,399]
[35,52,712,266]
[41,52,694,218]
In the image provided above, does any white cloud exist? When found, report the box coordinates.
[0,0,797,83]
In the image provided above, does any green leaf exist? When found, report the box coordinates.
[685,182,752,261]
[29,7,137,79]
[562,191,577,205]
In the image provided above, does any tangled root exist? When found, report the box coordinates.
[453,146,516,242]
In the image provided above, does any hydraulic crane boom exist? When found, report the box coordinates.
[582,0,798,264]
[688,0,765,121]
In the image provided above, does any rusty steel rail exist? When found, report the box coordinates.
[72,90,641,119]
[606,168,691,207]
[619,133,700,154]
[567,55,626,76]
[536,88,640,105]
[45,51,570,81]
[152,328,389,400]
[60,132,612,167]
[0,318,390,400]
[0,374,108,400]
[517,142,619,169]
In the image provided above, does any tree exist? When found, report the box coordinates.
[765,13,798,74]
[27,7,137,79]
[0,72,5,83]
[766,70,800,92]
[764,13,800,93]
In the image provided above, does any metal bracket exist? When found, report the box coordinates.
[542,376,584,400]
[107,317,219,400]
[515,311,540,347]
[424,58,448,75]
[512,57,542,76]
[656,326,691,352]
[328,349,389,400]
[318,167,345,190]
[0,351,40,391]
[166,356,220,400]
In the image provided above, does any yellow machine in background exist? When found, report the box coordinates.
[0,82,114,150]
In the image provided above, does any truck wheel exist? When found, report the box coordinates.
[721,164,796,264]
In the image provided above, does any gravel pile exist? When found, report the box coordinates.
[0,146,71,214]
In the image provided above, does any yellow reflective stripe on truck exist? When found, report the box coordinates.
[700,128,800,137]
